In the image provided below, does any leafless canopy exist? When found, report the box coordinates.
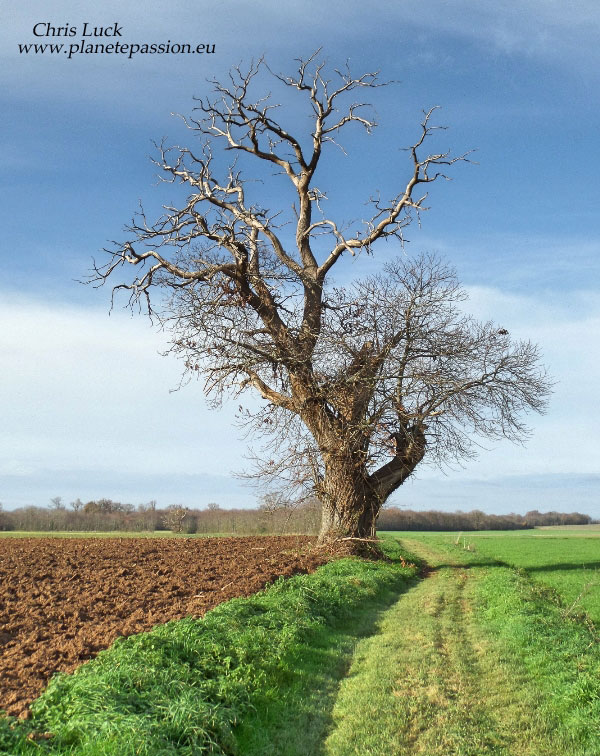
[93,53,551,540]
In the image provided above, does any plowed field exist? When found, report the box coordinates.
[0,535,325,717]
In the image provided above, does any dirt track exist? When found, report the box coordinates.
[0,535,325,717]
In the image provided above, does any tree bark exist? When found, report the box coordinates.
[317,458,380,543]
[318,501,379,542]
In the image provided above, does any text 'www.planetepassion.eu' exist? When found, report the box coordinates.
[19,21,216,59]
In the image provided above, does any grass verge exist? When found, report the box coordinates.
[474,565,600,753]
[0,540,418,755]
[386,530,600,625]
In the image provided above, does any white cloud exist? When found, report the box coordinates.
[389,472,600,516]
[342,236,600,483]
[449,284,600,476]
[0,294,246,482]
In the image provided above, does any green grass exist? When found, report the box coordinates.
[474,564,600,752]
[0,540,418,755]
[325,555,513,755]
[470,534,600,623]
[537,524,600,532]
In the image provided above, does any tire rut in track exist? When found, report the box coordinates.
[326,539,516,755]
[401,559,510,754]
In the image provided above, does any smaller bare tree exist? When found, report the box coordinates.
[163,505,188,533]
[49,496,64,511]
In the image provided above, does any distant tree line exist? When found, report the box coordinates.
[0,497,322,535]
[0,499,594,535]
[378,508,596,532]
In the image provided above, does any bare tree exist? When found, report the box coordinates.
[163,505,188,533]
[93,53,551,545]
[49,496,64,511]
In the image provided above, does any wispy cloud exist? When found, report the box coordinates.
[392,0,600,66]
[414,233,600,294]
[393,473,600,516]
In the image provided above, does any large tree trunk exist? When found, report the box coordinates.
[318,498,379,543]
[317,459,381,544]
[316,426,426,546]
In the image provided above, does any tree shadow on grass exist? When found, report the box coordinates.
[525,561,600,573]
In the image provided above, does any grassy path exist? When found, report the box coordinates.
[324,539,571,756]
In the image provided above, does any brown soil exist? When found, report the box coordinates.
[0,535,328,718]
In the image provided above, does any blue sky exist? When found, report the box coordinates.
[1,0,599,515]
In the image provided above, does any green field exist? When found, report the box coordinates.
[381,528,600,624]
[2,529,600,754]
